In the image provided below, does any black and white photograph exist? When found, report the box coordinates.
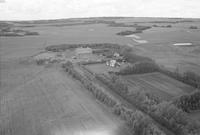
[0,0,200,135]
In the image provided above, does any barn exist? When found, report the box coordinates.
[75,47,93,58]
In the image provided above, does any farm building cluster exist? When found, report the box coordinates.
[34,46,128,73]
[35,47,122,64]
[106,52,125,67]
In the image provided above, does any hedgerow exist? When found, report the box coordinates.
[62,61,166,135]
[95,73,200,135]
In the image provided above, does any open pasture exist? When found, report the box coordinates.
[123,72,195,100]
[85,61,129,74]
[85,63,120,74]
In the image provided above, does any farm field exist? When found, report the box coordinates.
[1,18,200,75]
[123,72,195,100]
[123,22,200,74]
[0,60,45,100]
[0,63,131,135]
[1,17,200,134]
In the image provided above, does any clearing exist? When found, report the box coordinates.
[85,63,121,74]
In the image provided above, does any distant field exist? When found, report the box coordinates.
[123,72,195,100]
[0,23,129,60]
[1,18,200,75]
[131,25,200,74]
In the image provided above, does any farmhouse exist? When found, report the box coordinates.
[106,59,120,67]
[75,47,93,58]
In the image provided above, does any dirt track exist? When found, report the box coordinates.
[0,64,131,135]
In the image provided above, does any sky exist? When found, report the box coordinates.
[0,0,200,20]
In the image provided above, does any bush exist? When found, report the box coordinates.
[166,25,172,28]
[173,91,200,112]
[116,25,151,36]
[25,31,39,35]
[189,26,198,29]
[36,59,46,65]
[135,26,152,31]
[116,30,142,35]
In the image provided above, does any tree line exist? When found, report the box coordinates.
[119,46,154,63]
[62,61,166,135]
[159,69,200,89]
[96,74,200,135]
[116,57,200,89]
[118,46,200,89]
[45,43,121,52]
[117,61,159,75]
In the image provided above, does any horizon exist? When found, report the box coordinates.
[1,16,200,22]
[1,0,200,21]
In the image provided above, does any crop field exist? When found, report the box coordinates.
[123,72,195,100]
[0,59,45,100]
[1,17,200,134]
[0,64,130,135]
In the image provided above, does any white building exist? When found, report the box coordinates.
[106,59,120,67]
[75,47,92,58]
